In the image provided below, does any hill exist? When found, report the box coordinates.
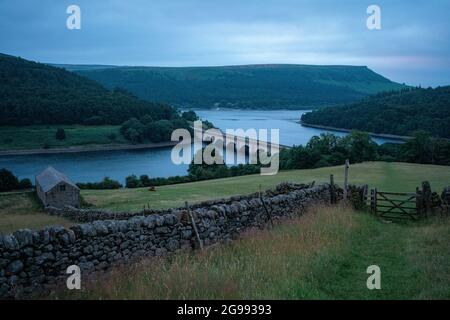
[0,53,176,126]
[2,162,449,299]
[301,87,450,138]
[58,64,406,109]
[2,161,449,229]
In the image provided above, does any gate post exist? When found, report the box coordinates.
[370,189,374,213]
[374,188,378,215]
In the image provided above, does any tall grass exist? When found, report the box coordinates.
[54,206,450,300]
[0,193,73,233]
[58,205,355,299]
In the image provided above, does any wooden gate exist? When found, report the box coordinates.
[370,189,419,221]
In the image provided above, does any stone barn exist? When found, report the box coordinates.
[35,166,80,208]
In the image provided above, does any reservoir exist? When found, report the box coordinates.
[0,110,402,183]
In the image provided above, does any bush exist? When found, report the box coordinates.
[55,128,66,140]
[76,177,122,190]
[0,169,20,192]
[19,178,33,189]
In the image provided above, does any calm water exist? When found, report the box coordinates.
[195,109,395,146]
[0,110,402,183]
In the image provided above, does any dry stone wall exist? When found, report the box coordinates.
[0,182,332,298]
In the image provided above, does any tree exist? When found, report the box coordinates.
[402,131,432,163]
[121,118,145,142]
[125,175,141,188]
[124,128,141,143]
[55,128,66,140]
[340,131,377,163]
[140,175,151,187]
[181,110,198,122]
[0,169,20,192]
[145,120,174,142]
[19,178,33,190]
[140,114,154,125]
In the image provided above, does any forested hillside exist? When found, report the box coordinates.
[63,64,405,108]
[301,87,450,138]
[0,54,176,125]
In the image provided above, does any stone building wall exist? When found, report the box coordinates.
[0,182,332,298]
[36,181,80,209]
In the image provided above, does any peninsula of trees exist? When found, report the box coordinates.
[301,87,450,138]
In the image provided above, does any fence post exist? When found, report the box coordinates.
[329,174,336,204]
[343,159,349,200]
[185,201,203,250]
[370,189,374,213]
[363,184,368,205]
[374,188,378,215]
[422,181,432,217]
[259,192,274,227]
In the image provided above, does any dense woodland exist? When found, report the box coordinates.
[0,54,178,126]
[301,87,450,138]
[71,64,405,108]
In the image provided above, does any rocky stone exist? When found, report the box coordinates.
[0,182,333,299]
[181,230,192,239]
[166,239,179,252]
[2,235,19,251]
[13,229,34,248]
[6,260,24,275]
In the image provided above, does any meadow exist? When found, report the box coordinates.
[0,161,448,299]
[0,192,73,233]
[82,162,450,211]
[0,161,449,233]
[0,125,125,151]
[56,205,450,299]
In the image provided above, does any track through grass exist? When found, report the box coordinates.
[56,207,450,300]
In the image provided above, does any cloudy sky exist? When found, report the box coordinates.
[1,0,449,86]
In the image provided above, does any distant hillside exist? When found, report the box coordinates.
[0,54,176,126]
[301,87,450,138]
[61,64,406,109]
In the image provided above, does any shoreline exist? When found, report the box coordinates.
[299,121,410,141]
[0,141,179,156]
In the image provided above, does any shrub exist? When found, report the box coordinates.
[19,178,33,189]
[0,169,20,192]
[76,177,122,190]
[55,128,66,140]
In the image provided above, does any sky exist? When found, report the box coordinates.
[0,0,449,87]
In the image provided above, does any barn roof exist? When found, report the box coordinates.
[36,166,79,192]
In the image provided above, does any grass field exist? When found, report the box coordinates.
[82,162,450,211]
[0,125,126,150]
[0,161,449,233]
[0,192,73,233]
[56,206,450,299]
